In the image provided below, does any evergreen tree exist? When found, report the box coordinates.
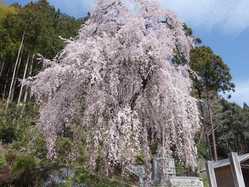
[215,100,249,157]
[190,46,235,97]
[190,46,234,160]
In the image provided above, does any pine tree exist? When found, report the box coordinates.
[190,46,234,160]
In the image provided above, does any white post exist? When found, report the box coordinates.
[206,161,218,187]
[229,152,246,187]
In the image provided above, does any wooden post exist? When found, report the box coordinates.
[229,152,245,187]
[206,161,217,187]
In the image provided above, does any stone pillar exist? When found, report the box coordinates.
[152,156,176,185]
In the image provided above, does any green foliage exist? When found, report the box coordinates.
[175,161,187,176]
[215,99,249,157]
[197,141,210,160]
[0,101,47,185]
[4,151,16,166]
[196,94,249,160]
[75,168,131,187]
[0,2,17,23]
[0,154,6,169]
[150,142,158,155]
[190,46,235,95]
[182,23,202,45]
[135,154,145,165]
[202,176,209,187]
[0,102,38,146]
[0,0,82,100]
[60,177,74,187]
[0,127,16,144]
[12,154,37,174]
[11,154,46,187]
[190,46,237,161]
[55,137,73,164]
[1,0,81,57]
[183,23,193,36]
[172,23,194,65]
[172,46,188,65]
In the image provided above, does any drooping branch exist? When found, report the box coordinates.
[28,0,201,182]
[130,66,154,110]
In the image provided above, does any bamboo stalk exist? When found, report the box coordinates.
[22,54,34,113]
[5,32,25,111]
[0,61,5,77]
[18,54,30,105]
[2,80,7,99]
[10,44,24,102]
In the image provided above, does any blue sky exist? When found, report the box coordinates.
[5,0,249,105]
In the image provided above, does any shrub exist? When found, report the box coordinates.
[0,154,6,169]
[0,127,16,144]
[75,168,131,187]
[12,155,38,187]
[12,155,37,174]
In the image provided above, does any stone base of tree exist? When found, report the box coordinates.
[154,177,203,187]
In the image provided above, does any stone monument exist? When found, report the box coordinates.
[152,154,204,187]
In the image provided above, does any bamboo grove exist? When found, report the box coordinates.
[0,0,82,110]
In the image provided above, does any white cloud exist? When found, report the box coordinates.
[230,80,249,105]
[161,0,249,34]
[51,0,249,33]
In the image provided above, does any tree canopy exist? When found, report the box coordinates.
[0,2,17,23]
[215,99,249,157]
[190,46,235,95]
[0,0,82,101]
